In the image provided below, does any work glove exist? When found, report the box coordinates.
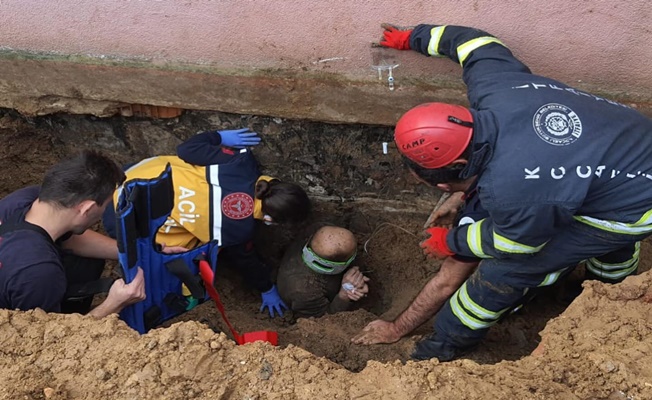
[260,285,288,318]
[420,227,455,259]
[379,23,413,50]
[217,128,262,148]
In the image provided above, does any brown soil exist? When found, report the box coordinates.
[1,109,651,400]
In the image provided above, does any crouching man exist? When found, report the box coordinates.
[277,224,370,319]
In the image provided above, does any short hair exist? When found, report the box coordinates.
[402,154,467,186]
[255,179,311,224]
[39,150,125,208]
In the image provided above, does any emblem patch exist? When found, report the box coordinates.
[221,192,254,220]
[532,103,582,146]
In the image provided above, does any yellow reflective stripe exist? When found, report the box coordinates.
[574,211,652,235]
[459,282,509,319]
[457,37,505,66]
[493,232,547,254]
[587,257,637,271]
[427,26,447,56]
[538,269,565,287]
[587,242,640,271]
[450,290,492,330]
[586,262,638,280]
[466,219,492,258]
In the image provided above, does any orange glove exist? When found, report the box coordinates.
[380,25,412,50]
[420,227,455,258]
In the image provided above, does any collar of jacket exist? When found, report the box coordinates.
[460,110,495,180]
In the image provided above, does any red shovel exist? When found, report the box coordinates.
[198,259,278,345]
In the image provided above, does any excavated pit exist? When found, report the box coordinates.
[1,108,652,399]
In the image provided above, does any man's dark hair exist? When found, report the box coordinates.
[402,153,467,186]
[256,180,311,224]
[39,150,126,208]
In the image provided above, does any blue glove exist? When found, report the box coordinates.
[260,285,288,318]
[217,128,261,148]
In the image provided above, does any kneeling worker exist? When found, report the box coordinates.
[277,224,370,319]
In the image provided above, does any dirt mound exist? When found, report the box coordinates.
[2,272,652,400]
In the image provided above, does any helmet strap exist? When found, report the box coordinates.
[448,115,474,128]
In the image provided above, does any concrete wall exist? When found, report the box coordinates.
[1,0,651,124]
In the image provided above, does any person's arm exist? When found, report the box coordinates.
[445,203,575,260]
[328,266,370,314]
[351,257,476,345]
[381,24,531,106]
[61,230,119,260]
[177,129,261,166]
[409,24,530,94]
[87,267,146,318]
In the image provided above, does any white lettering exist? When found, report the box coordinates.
[576,166,592,178]
[178,200,196,213]
[611,170,621,179]
[525,167,540,179]
[551,167,566,180]
[179,218,196,225]
[179,186,196,200]
[532,83,546,89]
[595,165,606,178]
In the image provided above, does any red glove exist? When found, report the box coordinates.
[380,26,412,50]
[420,227,455,259]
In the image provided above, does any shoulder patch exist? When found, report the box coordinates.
[221,192,254,220]
[532,103,582,146]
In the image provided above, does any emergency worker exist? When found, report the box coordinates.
[353,157,481,345]
[105,128,311,318]
[378,23,652,361]
[0,151,147,316]
[277,223,370,319]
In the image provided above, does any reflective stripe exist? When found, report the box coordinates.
[586,242,640,280]
[427,26,447,56]
[538,268,566,287]
[466,219,492,258]
[450,282,507,330]
[457,37,505,66]
[574,210,652,235]
[586,261,638,280]
[459,282,508,319]
[493,232,547,254]
[450,290,492,330]
[208,165,222,244]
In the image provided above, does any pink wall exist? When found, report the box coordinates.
[1,0,651,104]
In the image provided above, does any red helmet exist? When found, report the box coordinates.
[394,102,474,169]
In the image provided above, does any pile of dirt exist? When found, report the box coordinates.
[2,272,652,400]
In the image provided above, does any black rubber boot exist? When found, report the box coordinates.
[411,332,461,362]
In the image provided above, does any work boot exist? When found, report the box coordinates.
[411,332,462,362]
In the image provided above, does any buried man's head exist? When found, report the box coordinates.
[302,226,357,275]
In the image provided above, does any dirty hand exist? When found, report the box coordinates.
[379,23,413,50]
[423,192,465,229]
[351,319,401,345]
[107,267,146,308]
[340,267,370,301]
[217,128,262,148]
[159,242,189,254]
[420,227,455,259]
[260,285,288,318]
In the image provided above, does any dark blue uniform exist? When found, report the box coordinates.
[407,24,652,361]
[0,187,66,312]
